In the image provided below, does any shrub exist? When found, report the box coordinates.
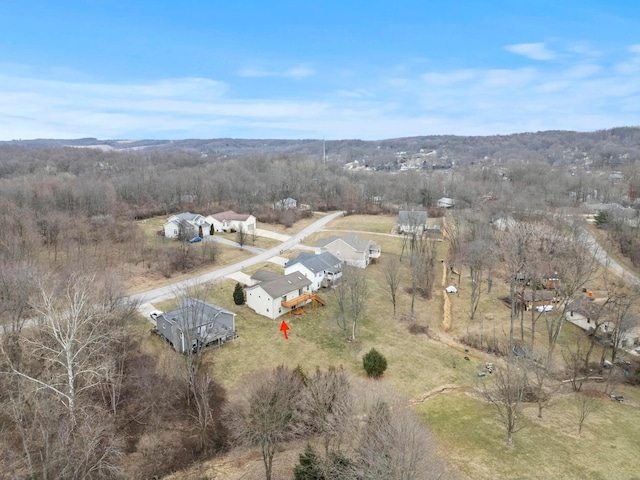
[233,282,245,305]
[363,348,388,378]
[294,444,325,480]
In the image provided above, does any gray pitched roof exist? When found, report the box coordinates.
[316,232,375,253]
[286,252,342,274]
[161,297,235,330]
[250,272,311,298]
[398,210,428,225]
[251,269,283,283]
[173,212,202,222]
[210,210,252,221]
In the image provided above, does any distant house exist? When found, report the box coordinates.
[245,271,324,319]
[315,232,381,268]
[284,252,342,290]
[275,197,298,210]
[156,298,236,353]
[206,210,256,233]
[164,212,211,239]
[397,210,428,234]
[437,197,455,208]
[514,290,557,312]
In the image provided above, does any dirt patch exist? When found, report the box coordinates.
[412,384,461,404]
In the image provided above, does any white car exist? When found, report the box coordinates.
[536,305,553,312]
[149,310,163,321]
[446,286,458,294]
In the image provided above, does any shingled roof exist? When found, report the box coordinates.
[316,232,375,252]
[285,252,342,274]
[250,272,311,298]
[210,210,251,221]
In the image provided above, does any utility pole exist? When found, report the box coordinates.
[323,137,326,167]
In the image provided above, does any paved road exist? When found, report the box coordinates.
[578,225,640,285]
[129,211,345,306]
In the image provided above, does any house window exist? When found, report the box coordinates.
[283,295,287,301]
[279,307,282,313]
[299,288,303,295]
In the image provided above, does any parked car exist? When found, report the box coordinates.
[188,236,202,243]
[149,310,163,321]
[446,285,458,293]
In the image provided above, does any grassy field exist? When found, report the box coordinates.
[134,212,640,480]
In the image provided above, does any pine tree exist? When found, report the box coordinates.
[363,348,388,378]
[233,282,245,305]
[294,444,325,480]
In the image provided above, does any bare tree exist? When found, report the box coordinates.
[298,366,354,456]
[574,389,602,435]
[381,254,402,316]
[541,221,600,364]
[561,333,591,392]
[227,365,304,480]
[236,224,247,249]
[5,273,123,422]
[357,398,446,480]
[334,265,368,341]
[0,271,130,479]
[478,359,528,447]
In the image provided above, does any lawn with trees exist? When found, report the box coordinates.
[1,136,640,479]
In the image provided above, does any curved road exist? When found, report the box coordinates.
[130,211,345,306]
[579,225,640,285]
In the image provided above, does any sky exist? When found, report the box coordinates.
[1,1,640,140]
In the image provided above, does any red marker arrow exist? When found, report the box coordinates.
[280,320,290,340]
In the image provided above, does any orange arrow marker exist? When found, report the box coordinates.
[280,320,290,339]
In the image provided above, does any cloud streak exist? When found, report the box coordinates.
[504,43,556,61]
[2,43,640,140]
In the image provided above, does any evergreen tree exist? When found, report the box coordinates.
[363,348,388,378]
[294,444,325,480]
[233,282,245,305]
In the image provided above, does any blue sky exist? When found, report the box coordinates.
[1,1,640,140]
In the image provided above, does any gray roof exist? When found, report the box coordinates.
[249,272,311,298]
[173,212,202,222]
[160,298,235,330]
[316,232,376,253]
[398,210,428,225]
[286,252,342,274]
[251,269,283,283]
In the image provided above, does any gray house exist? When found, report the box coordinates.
[397,210,428,234]
[284,252,342,290]
[156,298,236,353]
[315,232,381,269]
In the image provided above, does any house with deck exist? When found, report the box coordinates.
[284,252,342,290]
[315,232,381,268]
[245,270,324,319]
[156,298,236,353]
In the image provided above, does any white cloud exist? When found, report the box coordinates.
[504,42,556,61]
[237,64,315,79]
[3,42,640,141]
[422,70,476,85]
